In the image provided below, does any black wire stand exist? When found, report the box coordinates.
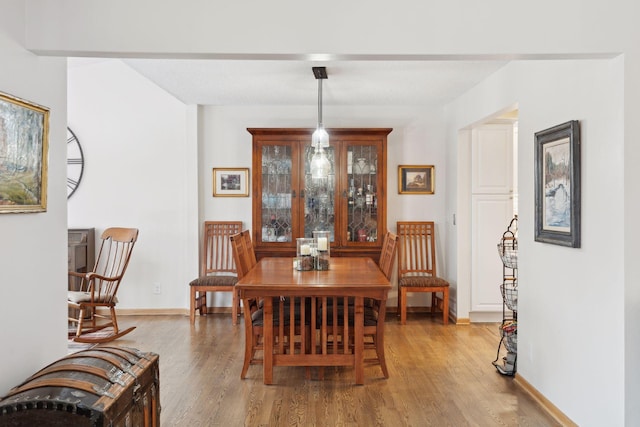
[492,216,518,376]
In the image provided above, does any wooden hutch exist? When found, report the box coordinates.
[249,128,391,261]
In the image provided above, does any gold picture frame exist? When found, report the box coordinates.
[398,165,434,194]
[213,167,250,197]
[0,91,49,213]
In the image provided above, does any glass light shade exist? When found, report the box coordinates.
[312,127,330,148]
[310,147,331,178]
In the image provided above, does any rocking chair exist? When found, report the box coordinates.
[68,227,139,343]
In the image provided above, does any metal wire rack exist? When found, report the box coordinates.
[493,216,518,376]
[500,281,518,312]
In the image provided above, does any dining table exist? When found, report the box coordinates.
[235,256,391,385]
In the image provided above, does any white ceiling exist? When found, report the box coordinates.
[108,59,509,108]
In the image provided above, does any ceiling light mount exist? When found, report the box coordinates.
[310,67,331,179]
[312,66,328,80]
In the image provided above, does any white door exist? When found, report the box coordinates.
[471,123,515,318]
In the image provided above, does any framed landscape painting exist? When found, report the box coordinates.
[534,120,581,247]
[0,91,49,213]
[398,165,434,194]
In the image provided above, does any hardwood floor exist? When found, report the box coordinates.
[105,314,560,426]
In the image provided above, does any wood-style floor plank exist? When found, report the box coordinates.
[102,314,560,426]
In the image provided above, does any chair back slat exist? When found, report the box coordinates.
[397,221,436,277]
[202,221,242,276]
[92,227,139,304]
[378,231,399,280]
[230,230,256,279]
[242,229,257,268]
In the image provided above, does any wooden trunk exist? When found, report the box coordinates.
[0,346,160,427]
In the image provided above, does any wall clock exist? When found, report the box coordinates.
[67,127,85,199]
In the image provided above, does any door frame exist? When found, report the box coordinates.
[456,105,518,323]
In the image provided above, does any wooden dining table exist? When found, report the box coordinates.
[236,256,391,385]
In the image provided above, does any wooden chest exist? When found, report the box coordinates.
[0,346,160,427]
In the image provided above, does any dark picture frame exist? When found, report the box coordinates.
[0,91,49,213]
[534,120,581,247]
[398,165,434,194]
[212,167,249,197]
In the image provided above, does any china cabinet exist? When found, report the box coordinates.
[249,128,391,260]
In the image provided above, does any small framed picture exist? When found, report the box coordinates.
[535,120,581,247]
[398,165,434,194]
[212,168,249,197]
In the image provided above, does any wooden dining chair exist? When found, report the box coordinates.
[232,230,309,379]
[189,221,243,324]
[366,231,398,376]
[68,227,139,343]
[319,231,398,378]
[397,221,449,325]
[231,230,262,378]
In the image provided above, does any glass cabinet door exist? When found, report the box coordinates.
[302,144,336,242]
[260,144,293,243]
[346,144,379,243]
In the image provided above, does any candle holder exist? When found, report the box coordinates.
[295,238,315,271]
[312,230,330,270]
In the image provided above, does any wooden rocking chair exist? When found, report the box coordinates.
[68,227,139,343]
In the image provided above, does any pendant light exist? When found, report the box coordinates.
[310,66,331,179]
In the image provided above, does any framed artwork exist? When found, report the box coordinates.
[398,165,434,194]
[535,120,581,247]
[213,167,249,197]
[0,91,49,213]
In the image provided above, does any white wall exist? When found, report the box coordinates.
[0,2,68,393]
[198,104,447,308]
[445,58,625,426]
[67,59,196,310]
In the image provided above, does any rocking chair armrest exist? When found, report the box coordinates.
[69,271,121,282]
[68,270,87,279]
[85,272,121,281]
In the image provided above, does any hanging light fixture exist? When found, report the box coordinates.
[310,66,331,179]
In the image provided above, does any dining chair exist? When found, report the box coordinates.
[232,230,309,379]
[68,227,139,343]
[366,231,398,376]
[318,231,398,378]
[189,221,243,324]
[231,230,262,378]
[397,221,449,325]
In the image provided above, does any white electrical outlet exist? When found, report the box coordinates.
[153,283,161,294]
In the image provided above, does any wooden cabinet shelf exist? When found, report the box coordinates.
[249,128,391,260]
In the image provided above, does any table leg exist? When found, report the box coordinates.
[354,296,364,385]
[263,297,274,384]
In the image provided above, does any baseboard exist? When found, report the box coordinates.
[514,374,577,426]
[98,308,189,316]
[386,306,462,325]
[108,306,469,324]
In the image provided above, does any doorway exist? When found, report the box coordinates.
[457,108,518,323]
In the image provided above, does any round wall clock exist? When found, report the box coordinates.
[67,127,85,199]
